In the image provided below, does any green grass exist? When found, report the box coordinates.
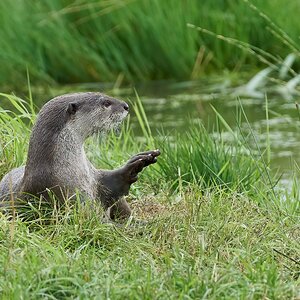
[0,93,35,176]
[0,93,299,298]
[1,186,299,298]
[1,0,300,88]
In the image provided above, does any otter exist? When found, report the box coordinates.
[0,92,160,219]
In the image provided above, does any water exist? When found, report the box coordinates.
[128,80,300,182]
[6,78,300,182]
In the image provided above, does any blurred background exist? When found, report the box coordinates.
[1,0,300,180]
[1,0,299,88]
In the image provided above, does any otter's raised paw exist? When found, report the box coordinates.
[124,149,160,183]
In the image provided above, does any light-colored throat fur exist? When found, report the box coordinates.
[53,124,97,198]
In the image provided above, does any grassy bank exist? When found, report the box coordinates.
[1,0,300,88]
[0,93,299,298]
[1,187,299,299]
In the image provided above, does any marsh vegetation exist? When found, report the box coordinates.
[1,0,300,88]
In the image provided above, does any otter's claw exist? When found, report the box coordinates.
[127,149,160,163]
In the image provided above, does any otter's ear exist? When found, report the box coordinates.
[67,102,78,115]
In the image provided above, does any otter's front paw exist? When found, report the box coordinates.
[124,149,160,183]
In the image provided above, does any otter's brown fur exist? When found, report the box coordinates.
[0,92,160,219]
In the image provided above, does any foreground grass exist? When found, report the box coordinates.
[0,187,299,299]
[0,93,299,298]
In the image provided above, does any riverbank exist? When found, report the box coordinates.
[0,93,299,298]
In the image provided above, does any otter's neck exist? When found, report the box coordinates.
[26,122,89,173]
[54,127,89,170]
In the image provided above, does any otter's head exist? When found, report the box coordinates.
[25,92,128,169]
[36,92,129,141]
[64,92,129,137]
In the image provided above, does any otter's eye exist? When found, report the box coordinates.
[103,99,112,108]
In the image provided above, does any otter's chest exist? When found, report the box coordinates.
[52,156,97,199]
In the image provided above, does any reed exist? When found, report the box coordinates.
[1,0,300,88]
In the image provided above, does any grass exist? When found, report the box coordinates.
[1,0,300,89]
[1,187,299,299]
[0,93,299,298]
[0,93,35,176]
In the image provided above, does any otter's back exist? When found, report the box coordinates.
[0,166,25,202]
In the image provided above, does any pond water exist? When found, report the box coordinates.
[119,80,300,183]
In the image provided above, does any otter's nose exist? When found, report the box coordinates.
[123,103,129,112]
